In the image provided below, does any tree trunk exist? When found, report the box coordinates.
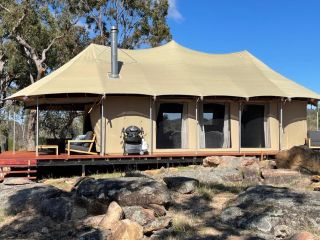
[25,109,36,151]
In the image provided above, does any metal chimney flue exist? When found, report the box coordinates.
[110,26,119,78]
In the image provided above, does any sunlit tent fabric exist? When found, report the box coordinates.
[8,40,320,100]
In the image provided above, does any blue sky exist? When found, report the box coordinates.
[167,0,320,94]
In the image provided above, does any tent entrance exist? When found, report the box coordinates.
[202,103,226,148]
[156,103,184,149]
[241,104,265,148]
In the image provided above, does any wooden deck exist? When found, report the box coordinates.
[0,150,279,180]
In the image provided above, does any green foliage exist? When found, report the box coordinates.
[39,110,83,139]
[74,0,171,47]
[0,0,171,145]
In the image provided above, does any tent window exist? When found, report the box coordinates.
[200,103,228,148]
[241,104,265,148]
[156,103,184,149]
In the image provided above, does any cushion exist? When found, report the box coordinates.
[83,131,94,147]
[73,134,86,146]
[69,144,89,152]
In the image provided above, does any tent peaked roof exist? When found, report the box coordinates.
[8,40,320,100]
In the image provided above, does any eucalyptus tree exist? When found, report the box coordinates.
[74,0,171,48]
[0,0,88,150]
[0,0,171,150]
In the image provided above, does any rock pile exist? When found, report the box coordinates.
[221,185,320,239]
[0,176,173,240]
[75,177,172,239]
[276,146,320,174]
[202,155,309,186]
[163,176,199,194]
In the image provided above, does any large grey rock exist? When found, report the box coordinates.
[163,176,199,194]
[146,204,167,217]
[143,216,172,234]
[76,177,171,206]
[0,182,63,215]
[203,156,242,169]
[40,197,73,222]
[75,196,108,215]
[241,161,262,184]
[123,206,155,226]
[214,167,243,182]
[154,166,243,184]
[261,169,305,185]
[221,185,320,236]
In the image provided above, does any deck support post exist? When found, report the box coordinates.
[36,97,39,156]
[81,165,86,176]
[279,98,283,150]
[13,101,16,154]
[100,95,106,156]
[238,101,242,153]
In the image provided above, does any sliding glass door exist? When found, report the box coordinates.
[200,103,230,148]
[156,103,184,149]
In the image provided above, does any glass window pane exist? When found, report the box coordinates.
[156,103,183,149]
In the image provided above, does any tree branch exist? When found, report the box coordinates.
[41,34,64,64]
[0,3,12,13]
[10,10,27,36]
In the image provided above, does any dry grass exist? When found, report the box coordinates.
[90,172,123,179]
[43,178,74,191]
[197,182,248,201]
[0,209,6,223]
[43,172,124,191]
[168,211,202,239]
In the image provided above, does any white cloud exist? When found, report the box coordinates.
[168,0,184,22]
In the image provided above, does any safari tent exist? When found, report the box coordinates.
[8,29,320,156]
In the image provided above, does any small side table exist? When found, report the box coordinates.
[36,145,59,156]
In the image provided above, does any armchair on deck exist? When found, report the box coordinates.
[306,131,320,149]
[66,131,97,155]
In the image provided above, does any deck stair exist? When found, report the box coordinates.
[0,158,37,181]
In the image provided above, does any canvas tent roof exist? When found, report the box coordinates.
[8,40,320,101]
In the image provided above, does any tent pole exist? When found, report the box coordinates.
[238,101,242,153]
[100,95,105,156]
[279,98,283,150]
[13,101,16,154]
[36,97,39,156]
[317,101,319,131]
[150,96,154,154]
[195,97,199,153]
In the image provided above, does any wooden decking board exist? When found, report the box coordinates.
[0,150,278,180]
[0,150,278,162]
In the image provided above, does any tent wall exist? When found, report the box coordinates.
[283,100,307,149]
[89,96,307,154]
[270,101,280,150]
[105,96,150,154]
